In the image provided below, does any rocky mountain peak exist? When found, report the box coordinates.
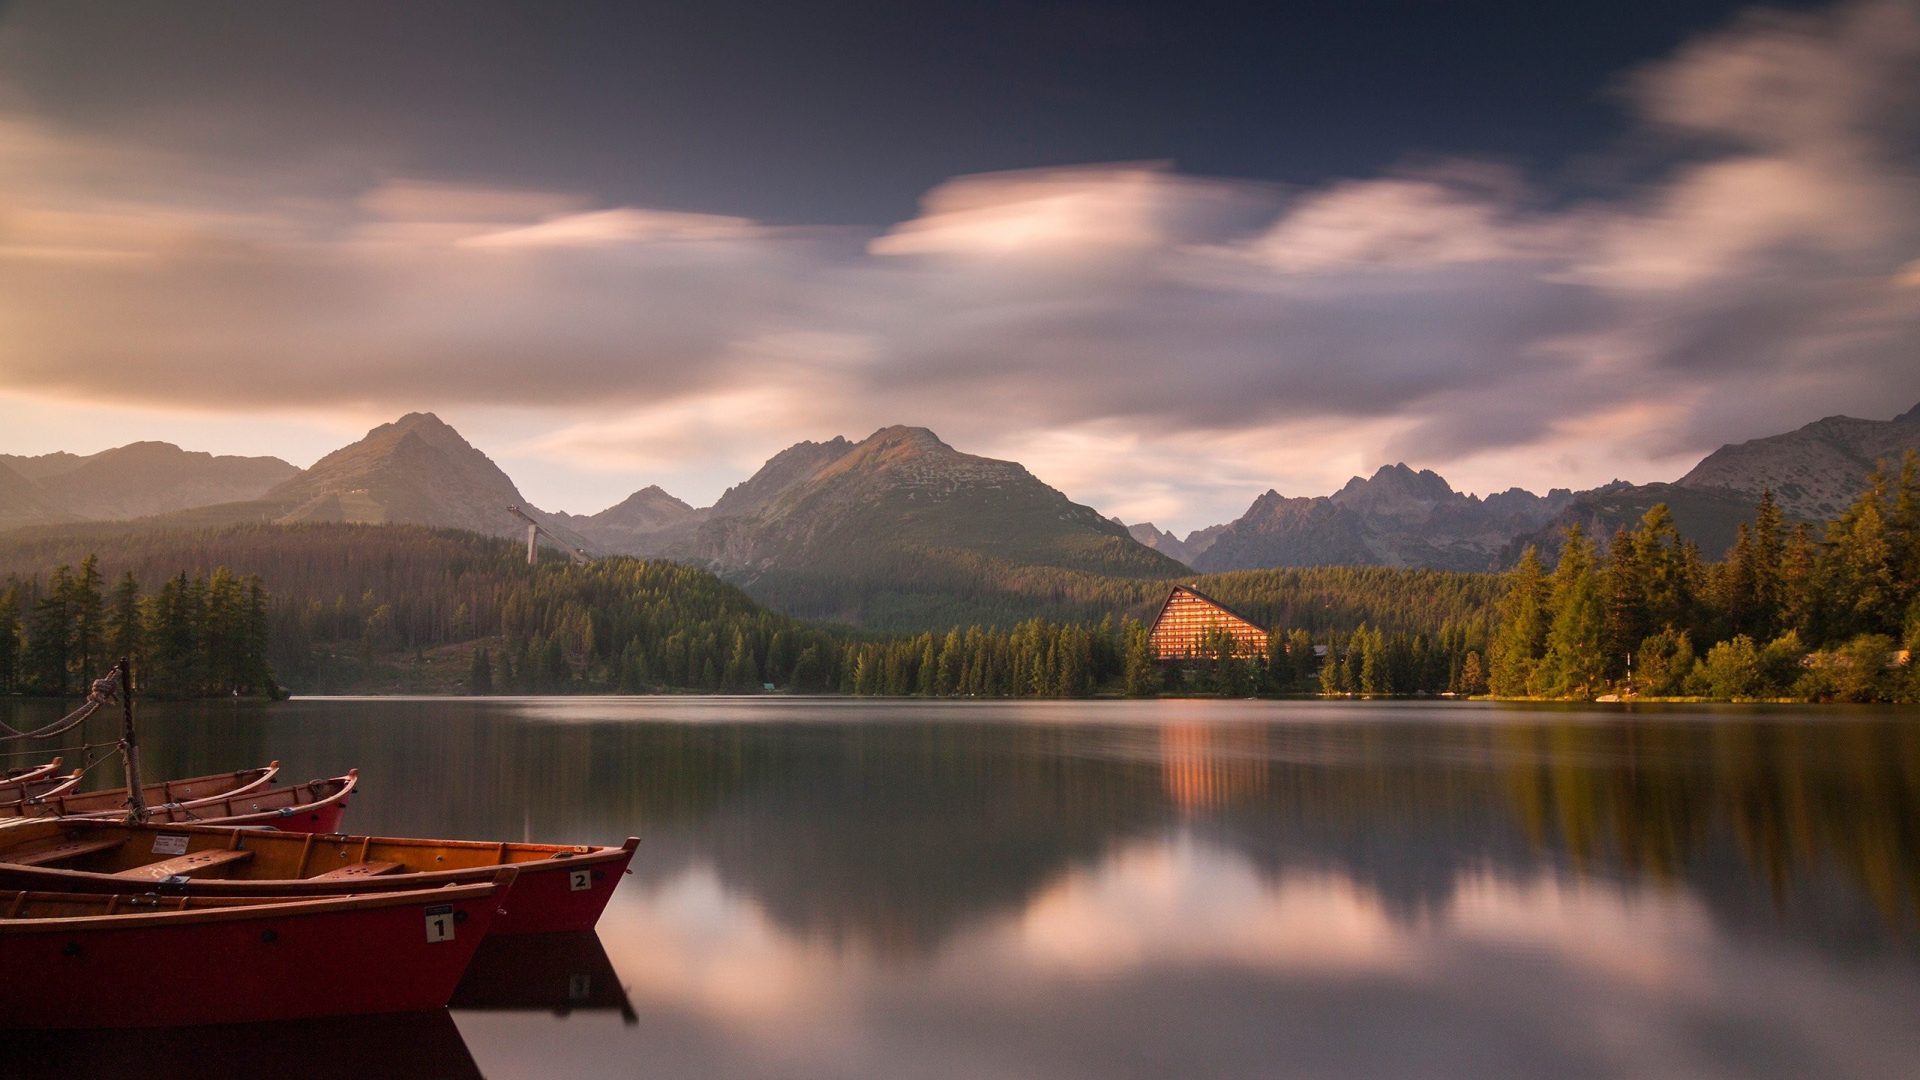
[1677,407,1920,521]
[862,425,950,452]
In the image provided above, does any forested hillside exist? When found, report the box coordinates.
[3,449,1910,702]
[0,521,1499,696]
[1478,453,1920,702]
[0,554,274,699]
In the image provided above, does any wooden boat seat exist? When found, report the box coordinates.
[113,848,255,881]
[4,837,127,867]
[309,860,405,880]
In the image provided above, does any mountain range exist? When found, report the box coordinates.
[2,403,1915,622]
[563,425,1175,575]
[1125,404,1920,571]
[0,443,297,531]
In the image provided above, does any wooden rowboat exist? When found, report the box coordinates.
[130,770,357,834]
[0,770,82,808]
[0,869,516,1028]
[0,762,280,821]
[1,758,62,786]
[0,817,632,934]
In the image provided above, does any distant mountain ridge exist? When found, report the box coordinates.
[1675,406,1920,521]
[1124,521,1227,565]
[575,423,1180,575]
[0,442,296,531]
[5,401,1915,600]
[1188,464,1581,573]
[257,413,595,550]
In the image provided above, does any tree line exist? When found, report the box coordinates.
[1484,453,1920,702]
[0,555,275,699]
[3,453,1911,702]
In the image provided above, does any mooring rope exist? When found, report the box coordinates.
[0,669,121,743]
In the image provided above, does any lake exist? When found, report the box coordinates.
[5,696,1919,1079]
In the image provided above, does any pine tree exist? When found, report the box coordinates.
[468,647,493,695]
[0,586,19,694]
[1636,504,1694,632]
[1122,622,1158,696]
[26,568,73,696]
[107,571,142,668]
[1489,547,1548,696]
[66,555,105,688]
[1459,650,1487,695]
[1539,526,1606,699]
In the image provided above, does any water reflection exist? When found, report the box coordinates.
[7,1010,484,1080]
[451,932,638,1022]
[4,697,1918,1077]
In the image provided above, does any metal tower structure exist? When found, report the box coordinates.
[506,506,591,566]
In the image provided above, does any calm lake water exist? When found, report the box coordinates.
[6,696,1920,1079]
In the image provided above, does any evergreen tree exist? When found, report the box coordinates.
[107,571,142,668]
[1458,650,1487,695]
[468,647,493,695]
[1489,547,1549,696]
[25,568,73,696]
[1538,526,1606,699]
[65,555,105,688]
[1122,622,1158,696]
[0,586,19,693]
[1636,504,1694,632]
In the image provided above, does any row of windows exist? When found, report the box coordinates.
[1147,589,1269,660]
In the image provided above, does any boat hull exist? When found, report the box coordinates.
[134,772,356,834]
[0,763,280,820]
[0,878,508,1029]
[0,824,631,934]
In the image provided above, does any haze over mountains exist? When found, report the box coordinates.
[2,403,1915,618]
[1127,404,1920,571]
[0,443,296,530]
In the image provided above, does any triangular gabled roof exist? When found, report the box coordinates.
[1149,584,1267,633]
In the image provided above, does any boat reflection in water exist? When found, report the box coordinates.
[451,931,637,1022]
[8,1009,484,1080]
[8,934,634,1080]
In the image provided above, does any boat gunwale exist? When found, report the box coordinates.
[6,762,282,820]
[0,866,515,933]
[0,822,635,892]
[130,769,356,826]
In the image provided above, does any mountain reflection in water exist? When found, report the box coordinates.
[6,697,1917,1079]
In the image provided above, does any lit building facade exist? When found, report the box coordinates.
[1146,585,1270,660]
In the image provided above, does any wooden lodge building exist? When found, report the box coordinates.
[1146,585,1270,661]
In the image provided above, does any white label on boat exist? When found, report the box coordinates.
[424,904,455,943]
[568,869,592,892]
[152,834,190,856]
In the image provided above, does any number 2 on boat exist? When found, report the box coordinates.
[568,869,591,892]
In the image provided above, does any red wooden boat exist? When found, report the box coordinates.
[131,770,357,834]
[0,762,280,821]
[0,818,632,934]
[2,757,62,786]
[0,769,82,808]
[0,869,516,1029]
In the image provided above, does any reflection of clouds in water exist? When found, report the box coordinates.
[1013,836,1411,977]
[496,835,1920,1079]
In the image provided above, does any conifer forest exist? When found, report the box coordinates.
[0,453,1914,702]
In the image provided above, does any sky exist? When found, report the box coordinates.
[0,0,1915,534]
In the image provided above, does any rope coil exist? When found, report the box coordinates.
[0,668,121,743]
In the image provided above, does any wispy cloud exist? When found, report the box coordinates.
[0,1,1914,528]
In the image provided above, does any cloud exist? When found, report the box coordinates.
[0,0,1916,528]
